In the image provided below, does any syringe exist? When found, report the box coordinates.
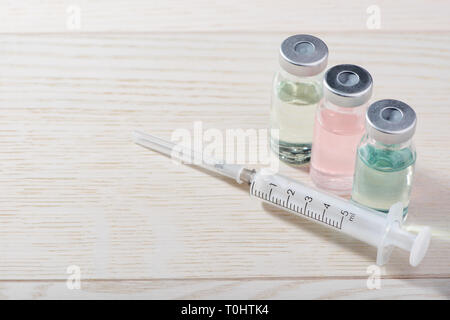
[133,130,431,266]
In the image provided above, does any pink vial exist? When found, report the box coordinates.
[310,64,373,194]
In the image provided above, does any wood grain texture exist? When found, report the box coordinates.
[0,0,449,299]
[0,279,449,299]
[0,0,449,32]
[0,32,449,283]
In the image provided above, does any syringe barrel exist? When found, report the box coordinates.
[250,171,389,248]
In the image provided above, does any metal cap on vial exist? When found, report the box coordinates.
[323,64,373,108]
[279,34,329,77]
[366,99,417,145]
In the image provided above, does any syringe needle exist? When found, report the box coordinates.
[133,131,177,157]
[133,130,252,183]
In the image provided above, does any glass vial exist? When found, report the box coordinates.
[310,64,373,194]
[270,34,328,164]
[352,99,417,218]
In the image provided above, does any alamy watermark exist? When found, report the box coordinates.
[366,5,381,30]
[170,121,280,173]
[366,264,382,289]
[66,5,81,30]
[66,265,82,290]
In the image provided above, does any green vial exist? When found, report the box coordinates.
[351,99,417,218]
[270,34,328,164]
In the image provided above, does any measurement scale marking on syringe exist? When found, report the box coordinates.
[251,181,344,230]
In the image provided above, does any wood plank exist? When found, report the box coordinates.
[0,1,449,33]
[0,32,449,280]
[0,279,448,299]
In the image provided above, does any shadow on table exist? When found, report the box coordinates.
[261,202,376,261]
[393,169,450,298]
[180,153,449,297]
[261,168,450,298]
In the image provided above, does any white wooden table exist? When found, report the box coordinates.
[0,0,449,299]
